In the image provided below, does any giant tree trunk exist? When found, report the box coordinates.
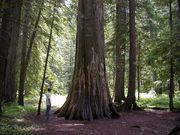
[18,0,31,106]
[122,0,139,111]
[55,0,119,120]
[114,0,126,104]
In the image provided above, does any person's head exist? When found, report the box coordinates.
[48,88,51,92]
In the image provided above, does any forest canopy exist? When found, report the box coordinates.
[0,0,179,117]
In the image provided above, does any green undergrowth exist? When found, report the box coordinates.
[137,94,180,109]
[0,102,37,135]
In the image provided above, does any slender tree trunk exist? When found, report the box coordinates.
[153,71,157,82]
[122,0,139,111]
[55,0,119,120]
[0,55,6,113]
[169,0,174,111]
[137,42,141,100]
[18,0,44,105]
[25,0,44,72]
[37,2,56,115]
[178,0,180,18]
[114,0,126,104]
[18,0,31,106]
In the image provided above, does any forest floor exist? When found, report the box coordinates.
[27,109,180,135]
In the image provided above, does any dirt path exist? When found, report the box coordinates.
[28,109,180,135]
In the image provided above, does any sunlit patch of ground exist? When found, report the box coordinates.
[47,92,156,108]
[42,94,67,108]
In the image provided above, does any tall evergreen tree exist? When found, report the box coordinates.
[25,0,44,72]
[37,1,56,115]
[0,1,11,104]
[4,0,22,102]
[55,0,119,120]
[0,0,22,103]
[114,0,127,104]
[169,0,174,111]
[122,0,139,111]
[18,0,31,106]
[0,0,11,112]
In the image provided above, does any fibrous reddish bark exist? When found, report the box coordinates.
[55,0,119,120]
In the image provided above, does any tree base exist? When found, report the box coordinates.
[121,100,142,112]
[54,103,120,120]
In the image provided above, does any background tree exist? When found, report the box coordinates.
[169,0,174,111]
[0,0,22,103]
[18,0,31,106]
[55,0,119,120]
[122,0,139,111]
[37,1,56,115]
[0,0,11,113]
[114,0,127,104]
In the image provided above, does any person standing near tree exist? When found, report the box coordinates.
[45,88,51,120]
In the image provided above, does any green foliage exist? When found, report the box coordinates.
[104,2,116,93]
[0,119,33,135]
[0,103,37,135]
[138,93,180,108]
[3,103,36,118]
[16,0,77,97]
[135,0,180,93]
[14,0,180,102]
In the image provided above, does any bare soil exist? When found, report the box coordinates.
[28,109,180,135]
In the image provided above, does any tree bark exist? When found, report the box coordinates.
[0,0,11,102]
[4,0,22,103]
[122,0,139,111]
[0,0,11,107]
[0,0,22,103]
[18,0,31,106]
[18,0,44,105]
[114,0,126,104]
[55,0,119,120]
